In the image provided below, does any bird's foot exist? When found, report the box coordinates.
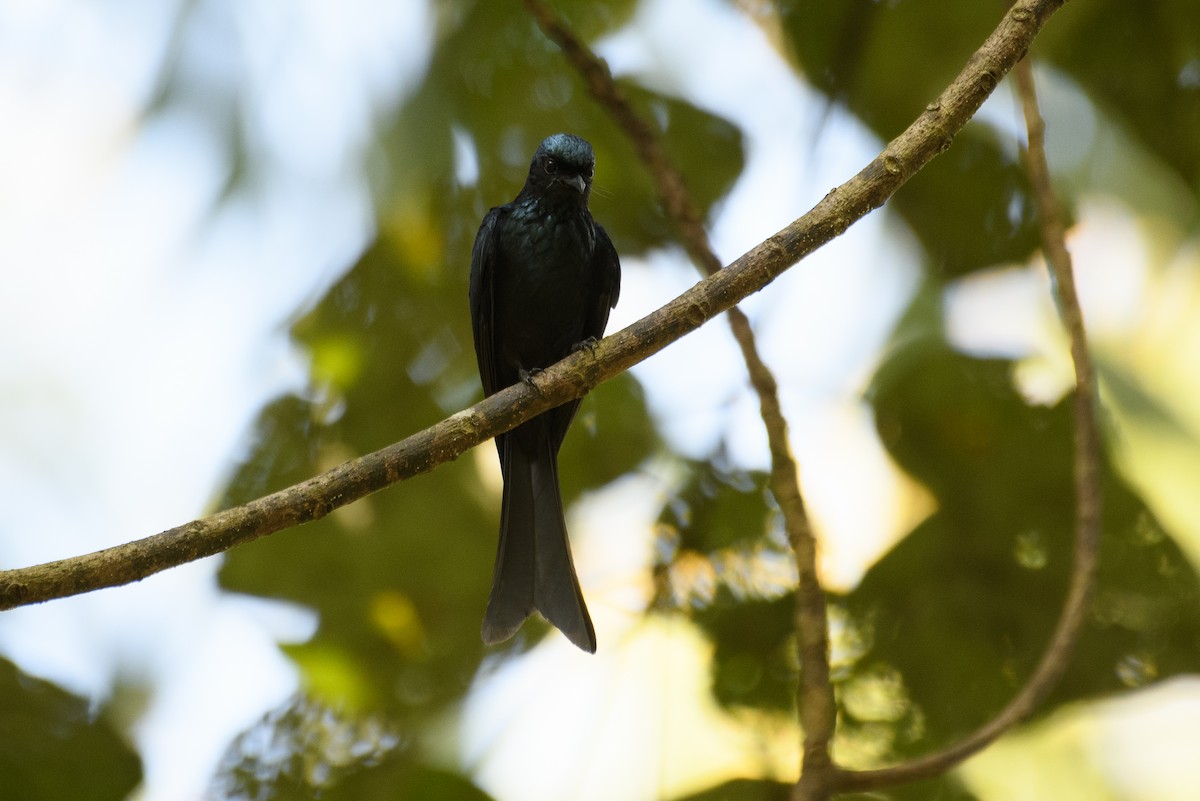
[518,367,545,395]
[571,336,600,357]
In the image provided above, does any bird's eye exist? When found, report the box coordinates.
[544,158,558,174]
[587,166,595,180]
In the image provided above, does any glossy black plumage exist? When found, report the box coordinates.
[469,133,620,653]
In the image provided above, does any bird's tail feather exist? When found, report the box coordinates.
[530,448,596,653]
[481,430,595,652]
[481,441,536,645]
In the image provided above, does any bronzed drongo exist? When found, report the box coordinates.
[469,133,621,653]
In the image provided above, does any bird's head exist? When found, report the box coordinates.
[523,133,596,205]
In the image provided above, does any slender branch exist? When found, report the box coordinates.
[834,56,1102,794]
[0,0,1066,624]
[520,1,836,794]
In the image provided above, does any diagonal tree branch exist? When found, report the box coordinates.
[833,55,1102,794]
[519,0,836,793]
[0,0,1068,635]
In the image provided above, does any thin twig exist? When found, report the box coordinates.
[834,56,1102,794]
[521,0,835,791]
[0,1,1067,630]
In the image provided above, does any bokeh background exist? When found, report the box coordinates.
[2,1,1200,799]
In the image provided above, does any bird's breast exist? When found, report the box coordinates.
[494,206,597,369]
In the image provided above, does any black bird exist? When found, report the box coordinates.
[469,133,621,653]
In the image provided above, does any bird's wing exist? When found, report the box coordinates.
[544,219,621,452]
[585,222,621,341]
[469,206,505,398]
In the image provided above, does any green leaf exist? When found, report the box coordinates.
[1040,0,1200,197]
[0,658,141,801]
[847,338,1200,755]
[778,0,1041,278]
[696,596,796,712]
[887,127,1041,279]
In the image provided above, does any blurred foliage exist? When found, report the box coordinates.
[696,595,797,712]
[676,775,979,801]
[858,330,1200,754]
[779,0,1200,272]
[664,329,1200,756]
[16,0,1199,797]
[1038,0,1200,197]
[674,777,793,801]
[768,0,1200,772]
[837,779,982,801]
[780,0,1044,279]
[0,658,141,801]
[211,694,496,801]
[668,307,1200,757]
[889,127,1041,280]
[371,0,743,256]
[661,460,776,555]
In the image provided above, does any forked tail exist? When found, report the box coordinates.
[481,429,595,652]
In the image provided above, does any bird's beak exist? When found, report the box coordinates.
[563,174,586,194]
